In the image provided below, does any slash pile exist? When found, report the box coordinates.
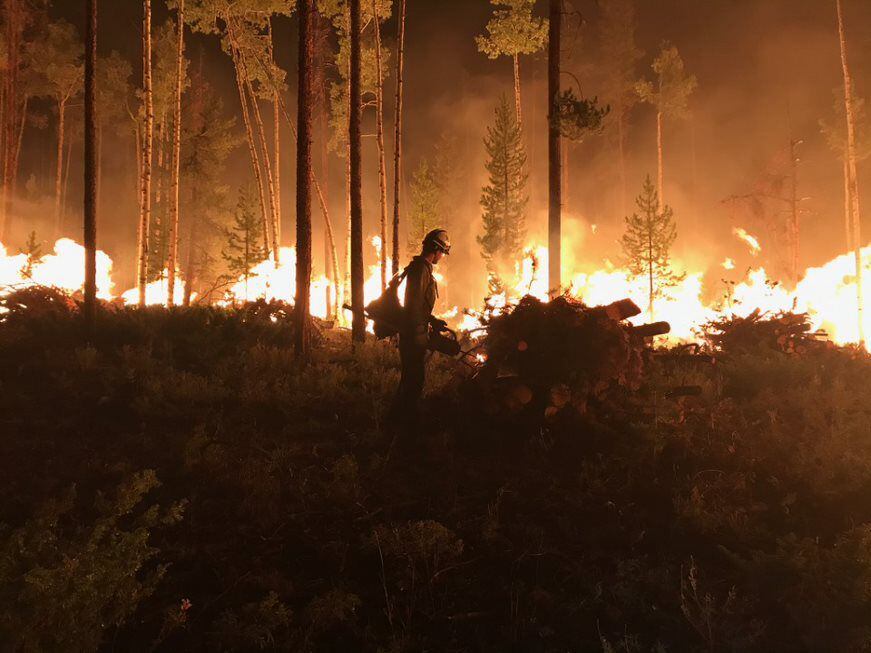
[476,295,664,416]
[702,309,829,355]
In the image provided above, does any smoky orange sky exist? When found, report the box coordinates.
[14,0,871,307]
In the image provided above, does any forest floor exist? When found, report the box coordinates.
[3,289,871,652]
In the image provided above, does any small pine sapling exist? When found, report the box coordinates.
[621,175,685,320]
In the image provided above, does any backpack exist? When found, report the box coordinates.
[365,267,409,339]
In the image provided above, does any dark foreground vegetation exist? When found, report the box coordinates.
[3,288,871,652]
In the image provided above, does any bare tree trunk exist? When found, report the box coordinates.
[138,0,154,307]
[789,137,800,283]
[345,53,352,323]
[155,115,165,208]
[391,0,406,275]
[54,98,67,236]
[373,0,388,290]
[183,203,198,307]
[547,0,561,296]
[836,0,864,344]
[166,0,185,307]
[513,53,522,131]
[270,20,282,255]
[656,110,664,206]
[61,128,73,226]
[7,95,28,235]
[227,25,272,257]
[321,88,333,317]
[648,226,654,321]
[844,154,853,252]
[96,123,103,218]
[350,0,365,342]
[273,91,281,248]
[84,0,98,332]
[277,96,341,322]
[133,123,142,214]
[617,100,627,217]
[295,0,315,358]
[1,0,22,240]
[242,61,280,263]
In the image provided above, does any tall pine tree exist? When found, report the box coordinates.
[479,95,528,277]
[621,175,684,320]
[635,42,696,205]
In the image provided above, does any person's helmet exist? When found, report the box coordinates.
[423,228,451,255]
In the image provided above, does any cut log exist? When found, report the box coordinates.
[630,321,671,338]
[598,298,642,321]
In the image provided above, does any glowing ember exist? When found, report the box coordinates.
[733,227,761,255]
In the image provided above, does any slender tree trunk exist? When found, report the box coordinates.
[547,0,561,295]
[321,89,333,317]
[138,0,154,307]
[373,0,388,290]
[274,91,281,250]
[1,0,22,240]
[183,203,198,306]
[242,60,279,263]
[295,0,315,358]
[562,139,569,209]
[836,0,864,344]
[656,109,664,206]
[61,129,73,226]
[391,0,406,275]
[5,94,28,235]
[345,54,352,322]
[96,123,103,218]
[227,25,271,257]
[844,155,853,252]
[648,228,654,321]
[84,0,98,332]
[617,100,627,217]
[155,115,164,208]
[54,98,67,236]
[166,0,185,307]
[271,20,282,254]
[789,137,799,283]
[277,96,341,320]
[350,0,365,342]
[134,123,142,211]
[513,53,522,131]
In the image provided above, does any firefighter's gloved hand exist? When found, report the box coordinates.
[430,317,448,332]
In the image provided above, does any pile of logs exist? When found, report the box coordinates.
[475,294,670,416]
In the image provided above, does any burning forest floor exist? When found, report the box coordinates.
[3,288,871,652]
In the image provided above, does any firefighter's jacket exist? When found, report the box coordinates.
[402,255,438,346]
